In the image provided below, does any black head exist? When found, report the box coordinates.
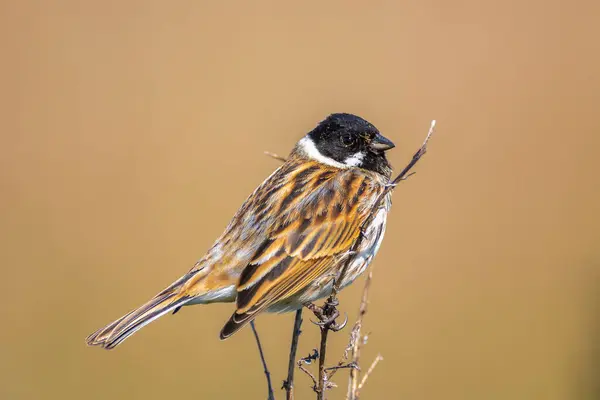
[298,113,394,176]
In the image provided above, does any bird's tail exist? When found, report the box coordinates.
[86,287,192,350]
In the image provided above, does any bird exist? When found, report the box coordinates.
[86,113,395,349]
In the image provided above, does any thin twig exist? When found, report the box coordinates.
[326,362,359,373]
[298,349,319,390]
[283,309,303,400]
[325,341,359,381]
[316,326,330,400]
[264,151,288,162]
[298,363,318,390]
[250,320,275,400]
[356,354,384,396]
[306,296,346,398]
[390,119,436,187]
[348,268,374,399]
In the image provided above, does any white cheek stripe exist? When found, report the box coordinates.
[297,137,347,168]
[344,152,364,167]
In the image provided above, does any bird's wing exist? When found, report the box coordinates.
[220,165,381,338]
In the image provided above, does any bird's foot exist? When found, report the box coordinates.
[305,296,347,332]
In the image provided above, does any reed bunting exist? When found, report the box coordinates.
[86,113,395,349]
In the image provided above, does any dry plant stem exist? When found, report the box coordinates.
[308,296,345,398]
[316,327,330,400]
[264,151,288,162]
[283,309,303,400]
[348,269,374,399]
[297,350,319,390]
[356,354,384,396]
[250,320,275,400]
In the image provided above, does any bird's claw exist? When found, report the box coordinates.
[329,312,348,332]
[305,298,347,332]
[313,309,340,328]
[326,297,339,308]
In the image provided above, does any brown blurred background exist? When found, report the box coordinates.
[1,1,599,399]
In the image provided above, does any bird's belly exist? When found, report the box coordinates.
[268,205,389,313]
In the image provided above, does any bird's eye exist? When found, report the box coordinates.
[341,134,355,147]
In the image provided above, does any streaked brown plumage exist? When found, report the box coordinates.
[86,113,394,349]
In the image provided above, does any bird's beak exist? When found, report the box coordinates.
[370,133,395,151]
